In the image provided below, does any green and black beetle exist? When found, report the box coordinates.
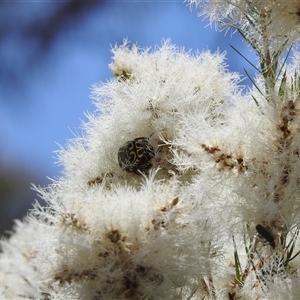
[118,137,155,174]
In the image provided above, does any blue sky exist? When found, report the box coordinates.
[0,1,255,231]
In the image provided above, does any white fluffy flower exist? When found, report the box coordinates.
[1,38,300,299]
[187,0,300,53]
[0,220,44,299]
[0,41,243,299]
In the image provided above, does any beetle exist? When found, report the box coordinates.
[118,137,155,174]
[256,224,275,249]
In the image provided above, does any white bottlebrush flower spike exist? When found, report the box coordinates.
[0,41,242,299]
[2,1,300,299]
[187,0,300,70]
[187,0,300,41]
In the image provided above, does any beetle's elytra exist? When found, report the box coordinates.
[118,137,155,174]
[256,224,275,249]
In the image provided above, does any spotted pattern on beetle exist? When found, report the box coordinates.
[118,137,155,174]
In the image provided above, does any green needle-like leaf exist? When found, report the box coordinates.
[230,44,261,74]
[279,69,287,100]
